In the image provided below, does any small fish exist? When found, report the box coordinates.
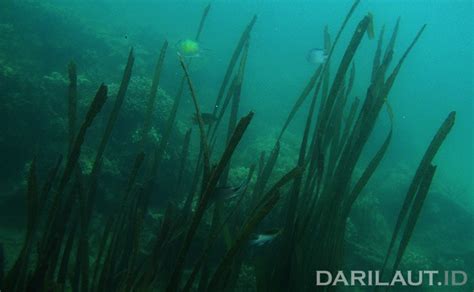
[249,228,282,246]
[307,48,328,65]
[176,39,201,58]
[193,113,218,125]
[209,179,249,203]
[367,12,375,40]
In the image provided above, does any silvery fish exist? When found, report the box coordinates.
[307,48,328,65]
[249,228,282,246]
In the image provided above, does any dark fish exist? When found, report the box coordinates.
[193,112,218,125]
[367,12,375,40]
[207,179,249,205]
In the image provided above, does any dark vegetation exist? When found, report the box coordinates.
[0,1,459,291]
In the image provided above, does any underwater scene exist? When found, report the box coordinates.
[0,0,472,291]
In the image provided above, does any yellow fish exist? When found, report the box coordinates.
[176,39,201,58]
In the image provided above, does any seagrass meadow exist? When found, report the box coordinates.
[0,0,472,291]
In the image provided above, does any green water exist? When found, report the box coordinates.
[0,0,472,291]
